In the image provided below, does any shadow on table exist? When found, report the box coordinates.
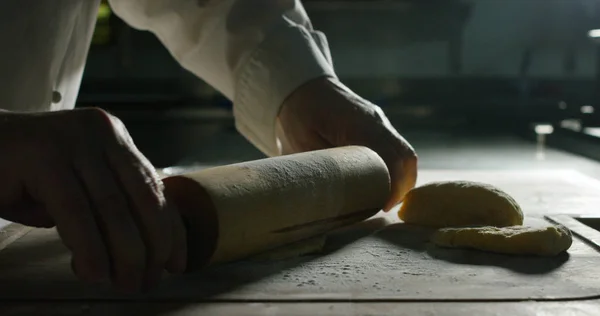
[374,222,570,275]
[132,216,392,315]
[426,244,570,275]
[153,216,392,298]
[0,217,391,316]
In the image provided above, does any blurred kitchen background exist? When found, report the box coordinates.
[79,0,600,176]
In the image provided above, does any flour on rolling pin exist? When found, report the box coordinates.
[163,146,391,270]
[399,180,573,256]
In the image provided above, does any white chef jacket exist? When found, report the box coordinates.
[0,0,336,157]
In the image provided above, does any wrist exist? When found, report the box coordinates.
[279,76,352,115]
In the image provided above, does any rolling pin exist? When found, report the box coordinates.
[163,146,391,271]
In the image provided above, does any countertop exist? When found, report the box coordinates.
[2,130,600,315]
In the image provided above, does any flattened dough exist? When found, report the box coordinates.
[250,236,327,261]
[431,225,572,256]
[399,181,523,228]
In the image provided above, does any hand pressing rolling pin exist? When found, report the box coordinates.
[0,109,187,293]
[0,0,417,292]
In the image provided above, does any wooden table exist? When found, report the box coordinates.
[2,169,600,315]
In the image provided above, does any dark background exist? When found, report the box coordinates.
[80,0,600,169]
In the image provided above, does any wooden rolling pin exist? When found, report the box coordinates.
[163,146,391,271]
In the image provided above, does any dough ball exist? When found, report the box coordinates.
[398,181,523,228]
[431,224,572,256]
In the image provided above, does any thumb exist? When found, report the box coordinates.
[361,131,417,212]
[382,150,417,212]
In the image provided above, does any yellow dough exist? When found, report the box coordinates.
[399,181,523,228]
[431,225,572,256]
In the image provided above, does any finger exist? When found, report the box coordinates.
[1,142,54,228]
[107,144,173,290]
[75,156,146,292]
[356,137,408,211]
[363,129,417,212]
[358,111,417,211]
[28,162,110,284]
[165,200,187,274]
[85,109,171,289]
[383,150,418,212]
[327,116,417,212]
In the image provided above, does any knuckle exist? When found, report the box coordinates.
[405,148,418,162]
[80,107,114,125]
[147,176,166,196]
[367,104,387,122]
[141,187,165,211]
[371,104,385,116]
[79,107,131,142]
[134,173,167,207]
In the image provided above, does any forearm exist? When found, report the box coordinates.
[109,0,336,156]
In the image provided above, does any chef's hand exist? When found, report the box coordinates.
[0,108,186,292]
[278,77,418,211]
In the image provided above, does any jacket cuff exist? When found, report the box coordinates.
[233,19,336,157]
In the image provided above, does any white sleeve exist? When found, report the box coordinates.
[108,0,337,156]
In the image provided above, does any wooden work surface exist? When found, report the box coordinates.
[2,169,600,315]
